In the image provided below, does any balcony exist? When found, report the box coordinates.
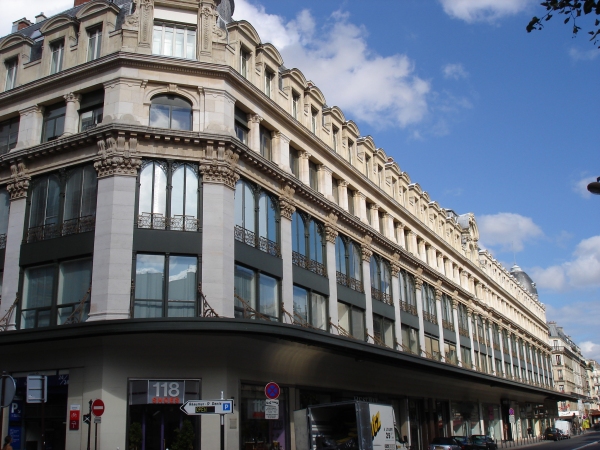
[292,251,326,277]
[400,300,417,316]
[442,319,454,332]
[423,310,438,325]
[234,225,281,257]
[458,326,469,337]
[336,271,364,293]
[137,213,200,232]
[27,215,96,243]
[371,287,392,306]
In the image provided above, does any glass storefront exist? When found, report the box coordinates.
[240,384,288,450]
[451,402,481,437]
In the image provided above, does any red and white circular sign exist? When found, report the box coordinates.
[264,382,280,400]
[92,399,105,417]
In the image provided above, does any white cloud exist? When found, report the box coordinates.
[0,0,73,37]
[573,174,597,199]
[443,63,468,80]
[569,48,600,61]
[478,212,544,252]
[439,0,536,23]
[530,235,600,291]
[580,341,600,361]
[233,1,432,129]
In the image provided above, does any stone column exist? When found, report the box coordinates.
[515,335,523,380]
[88,131,142,321]
[299,151,310,185]
[361,236,374,343]
[528,344,535,383]
[507,332,515,379]
[396,222,406,248]
[0,163,31,329]
[319,165,333,200]
[369,203,379,231]
[279,185,295,324]
[383,213,393,239]
[498,324,506,377]
[467,307,476,369]
[391,258,402,350]
[486,319,496,375]
[339,180,348,210]
[356,192,367,223]
[63,93,81,136]
[325,214,339,333]
[199,141,239,317]
[452,298,462,366]
[16,105,44,149]
[409,230,418,255]
[247,114,263,154]
[435,289,445,362]
[415,276,426,356]
[274,132,291,173]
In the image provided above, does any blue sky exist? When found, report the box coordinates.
[4,1,600,357]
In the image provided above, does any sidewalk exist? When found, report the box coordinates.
[499,431,597,449]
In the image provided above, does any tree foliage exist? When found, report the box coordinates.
[527,1,600,46]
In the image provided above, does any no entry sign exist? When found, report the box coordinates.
[264,382,280,400]
[92,399,105,417]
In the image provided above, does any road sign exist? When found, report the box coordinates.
[26,376,47,404]
[92,399,105,417]
[0,375,16,407]
[94,417,101,424]
[265,399,279,420]
[508,408,514,415]
[265,382,280,400]
[83,413,91,425]
[180,400,234,415]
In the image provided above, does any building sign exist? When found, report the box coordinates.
[69,405,81,431]
[128,379,200,405]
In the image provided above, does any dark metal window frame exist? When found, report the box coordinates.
[334,235,363,293]
[41,102,66,143]
[0,115,19,155]
[234,262,281,322]
[370,254,392,306]
[291,210,327,277]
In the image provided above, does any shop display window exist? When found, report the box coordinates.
[240,384,288,450]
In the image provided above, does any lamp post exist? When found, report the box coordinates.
[587,177,600,195]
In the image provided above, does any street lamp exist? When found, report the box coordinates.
[587,177,600,195]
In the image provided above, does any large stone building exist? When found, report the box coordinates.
[0,0,571,449]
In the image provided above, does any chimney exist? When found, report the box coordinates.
[11,18,33,33]
[74,0,92,6]
[35,13,47,24]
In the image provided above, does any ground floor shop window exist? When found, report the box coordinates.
[451,401,481,436]
[240,384,288,450]
[337,302,365,340]
[461,346,471,368]
[401,324,418,354]
[128,379,200,450]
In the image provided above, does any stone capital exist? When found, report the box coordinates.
[324,212,338,243]
[199,141,240,189]
[273,131,290,144]
[19,105,43,117]
[249,114,263,124]
[64,92,82,104]
[435,288,443,302]
[390,253,401,277]
[414,276,424,290]
[361,235,373,262]
[451,298,459,309]
[6,162,31,200]
[339,179,348,187]
[94,132,142,179]
[278,184,296,220]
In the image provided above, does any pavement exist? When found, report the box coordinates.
[499,431,600,449]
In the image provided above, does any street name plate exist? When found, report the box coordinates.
[180,400,234,415]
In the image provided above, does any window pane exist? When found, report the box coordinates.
[351,308,365,340]
[135,254,165,300]
[184,166,198,218]
[164,26,174,56]
[81,166,98,217]
[370,256,378,289]
[45,176,60,225]
[0,189,8,235]
[138,164,153,214]
[234,180,244,227]
[171,106,191,131]
[243,183,254,232]
[23,265,55,309]
[350,244,361,281]
[293,286,308,323]
[186,30,196,59]
[64,168,83,221]
[29,180,48,227]
[234,265,255,312]
[259,274,278,319]
[311,293,327,330]
[150,104,170,128]
[87,33,96,61]
[373,315,382,342]
[153,164,167,215]
[152,25,162,54]
[168,256,196,317]
[338,302,350,332]
[174,28,185,57]
[258,193,267,239]
[57,258,92,306]
[266,196,277,242]
[171,166,185,217]
[335,237,346,274]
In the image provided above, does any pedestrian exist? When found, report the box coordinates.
[527,427,532,437]
[2,436,12,450]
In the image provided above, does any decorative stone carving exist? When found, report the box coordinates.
[6,162,31,200]
[64,92,81,103]
[390,252,401,277]
[414,276,424,290]
[198,140,239,189]
[435,288,443,301]
[324,212,338,243]
[466,306,474,316]
[451,298,459,309]
[278,184,296,220]
[94,132,142,178]
[361,235,373,262]
[139,0,154,46]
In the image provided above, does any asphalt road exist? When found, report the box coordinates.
[532,431,600,450]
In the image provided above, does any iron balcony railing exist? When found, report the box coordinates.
[442,319,454,331]
[27,215,96,243]
[371,287,392,306]
[0,234,5,250]
[292,251,327,277]
[458,326,469,337]
[234,225,281,258]
[137,212,199,232]
[336,271,364,293]
[400,300,417,316]
[423,310,438,325]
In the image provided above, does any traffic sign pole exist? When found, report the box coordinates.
[220,391,224,450]
[86,399,92,450]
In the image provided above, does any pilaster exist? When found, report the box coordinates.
[273,132,291,172]
[338,180,348,210]
[299,151,310,185]
[279,185,295,322]
[319,165,333,199]
[390,256,402,350]
[435,289,445,362]
[452,298,462,366]
[324,213,338,333]
[361,236,374,343]
[16,105,44,149]
[369,203,380,231]
[467,307,476,370]
[395,222,406,248]
[63,93,82,136]
[247,114,262,154]
[415,275,426,356]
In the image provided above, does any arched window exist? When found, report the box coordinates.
[421,282,437,323]
[149,94,192,131]
[28,174,61,240]
[400,269,417,315]
[138,161,200,231]
[370,255,392,305]
[63,166,97,235]
[234,179,280,256]
[291,211,326,276]
[335,235,363,292]
[441,293,453,330]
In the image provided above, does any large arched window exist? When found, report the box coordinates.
[370,255,391,305]
[292,211,326,276]
[399,269,417,315]
[334,235,363,292]
[63,166,97,235]
[149,94,192,131]
[441,293,453,330]
[137,161,200,231]
[421,282,437,324]
[28,174,61,241]
[234,179,280,257]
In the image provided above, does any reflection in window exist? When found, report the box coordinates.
[50,40,64,74]
[79,90,104,131]
[234,264,279,321]
[399,269,416,315]
[87,27,102,61]
[29,174,61,235]
[309,161,318,191]
[370,255,391,305]
[42,103,66,142]
[292,211,326,276]
[289,148,299,178]
[441,293,454,331]
[234,108,248,144]
[234,179,279,257]
[335,235,362,292]
[421,282,437,324]
[292,286,327,330]
[134,253,197,318]
[240,48,250,78]
[425,334,440,361]
[260,126,272,160]
[62,166,98,235]
[373,314,394,347]
[4,59,17,91]
[337,302,364,341]
[0,116,19,154]
[445,341,457,365]
[152,22,196,59]
[0,188,9,249]
[401,324,418,354]
[21,258,92,329]
[149,95,192,131]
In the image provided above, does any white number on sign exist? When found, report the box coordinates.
[152,382,180,397]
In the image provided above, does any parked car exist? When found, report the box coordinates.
[452,436,470,450]
[468,435,498,450]
[428,437,462,450]
[544,427,563,441]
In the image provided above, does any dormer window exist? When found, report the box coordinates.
[50,40,64,74]
[152,22,196,60]
[4,58,17,91]
[87,27,102,61]
[332,126,339,152]
[240,48,250,78]
[311,108,318,133]
[292,92,300,120]
[347,139,354,164]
